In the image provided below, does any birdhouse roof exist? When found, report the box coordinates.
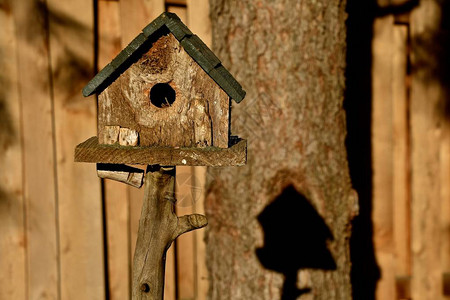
[82,12,246,102]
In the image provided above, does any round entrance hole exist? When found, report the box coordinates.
[140,283,150,293]
[149,83,176,108]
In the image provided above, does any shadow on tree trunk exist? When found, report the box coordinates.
[256,185,336,300]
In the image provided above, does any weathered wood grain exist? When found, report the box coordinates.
[119,128,139,146]
[0,1,26,298]
[102,125,121,145]
[98,33,230,148]
[132,166,207,299]
[97,164,144,188]
[12,0,60,298]
[75,136,247,166]
[46,0,105,298]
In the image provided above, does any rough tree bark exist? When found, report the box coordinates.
[205,0,357,299]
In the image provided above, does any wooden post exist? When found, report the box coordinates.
[132,165,207,299]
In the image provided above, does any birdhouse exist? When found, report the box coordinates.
[74,12,247,299]
[75,12,246,167]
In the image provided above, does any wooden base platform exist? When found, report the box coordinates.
[75,136,247,166]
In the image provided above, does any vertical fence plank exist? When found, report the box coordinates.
[46,0,105,298]
[410,1,444,299]
[186,1,211,298]
[98,2,131,299]
[372,15,396,300]
[192,166,208,300]
[128,187,144,277]
[12,0,60,299]
[175,166,196,300]
[187,0,210,46]
[0,1,26,299]
[104,180,130,299]
[119,0,164,45]
[165,237,176,300]
[392,24,411,299]
[98,1,122,70]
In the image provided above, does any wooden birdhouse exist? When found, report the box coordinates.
[75,12,246,167]
[74,12,247,299]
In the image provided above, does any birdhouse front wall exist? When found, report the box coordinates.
[98,33,230,148]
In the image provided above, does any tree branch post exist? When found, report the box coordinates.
[132,165,207,299]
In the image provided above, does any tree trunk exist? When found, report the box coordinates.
[205,0,356,299]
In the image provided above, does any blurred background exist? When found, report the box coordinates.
[0,0,449,299]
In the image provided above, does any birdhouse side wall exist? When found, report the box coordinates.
[97,33,230,148]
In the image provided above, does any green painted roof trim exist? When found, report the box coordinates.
[83,12,246,103]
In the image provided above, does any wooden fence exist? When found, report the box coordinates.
[372,1,450,299]
[0,0,208,299]
[1,0,449,299]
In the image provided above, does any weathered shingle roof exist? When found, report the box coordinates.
[83,12,246,103]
